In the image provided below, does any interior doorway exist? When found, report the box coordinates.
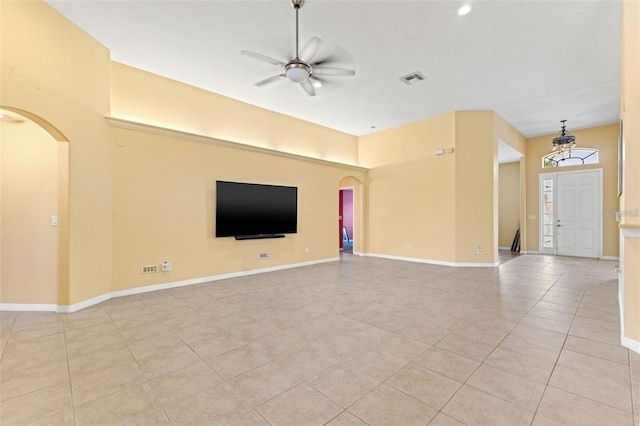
[539,169,602,258]
[339,187,354,253]
[0,108,69,307]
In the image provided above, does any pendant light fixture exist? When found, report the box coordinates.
[552,120,576,151]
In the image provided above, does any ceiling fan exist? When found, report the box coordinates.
[241,0,355,97]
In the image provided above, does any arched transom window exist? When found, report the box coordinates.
[542,148,599,168]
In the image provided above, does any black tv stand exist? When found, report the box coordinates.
[235,234,285,240]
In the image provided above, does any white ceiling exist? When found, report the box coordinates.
[498,140,523,164]
[46,0,621,139]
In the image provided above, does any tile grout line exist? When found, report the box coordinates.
[447,260,565,424]
[61,317,79,426]
[404,261,561,425]
[107,310,175,424]
[528,266,587,425]
[528,266,636,423]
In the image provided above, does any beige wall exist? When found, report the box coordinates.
[621,0,640,344]
[361,113,457,262]
[360,111,523,265]
[499,162,520,248]
[454,111,498,264]
[1,0,112,305]
[57,141,70,306]
[623,236,640,341]
[111,63,359,166]
[358,113,456,169]
[524,124,620,257]
[0,120,60,304]
[360,111,525,265]
[620,1,640,227]
[366,157,457,262]
[495,114,527,252]
[111,124,366,291]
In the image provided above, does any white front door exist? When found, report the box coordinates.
[539,169,602,258]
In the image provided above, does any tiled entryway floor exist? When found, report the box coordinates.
[1,254,639,425]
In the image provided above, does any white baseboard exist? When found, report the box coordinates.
[0,303,57,312]
[519,251,615,259]
[363,253,499,267]
[57,293,112,314]
[4,257,340,313]
[498,246,512,251]
[622,336,640,355]
[111,257,340,299]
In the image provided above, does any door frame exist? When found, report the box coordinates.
[538,168,603,257]
[339,186,355,251]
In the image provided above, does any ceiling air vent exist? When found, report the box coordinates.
[399,71,426,86]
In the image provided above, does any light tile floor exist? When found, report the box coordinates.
[1,254,639,425]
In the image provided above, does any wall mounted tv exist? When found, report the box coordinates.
[215,180,298,240]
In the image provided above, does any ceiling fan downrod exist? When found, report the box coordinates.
[285,0,310,83]
[292,0,305,59]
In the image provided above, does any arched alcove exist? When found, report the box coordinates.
[0,107,69,309]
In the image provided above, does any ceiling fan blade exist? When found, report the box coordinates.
[241,50,286,67]
[312,66,356,77]
[300,79,316,97]
[255,74,286,87]
[299,36,322,63]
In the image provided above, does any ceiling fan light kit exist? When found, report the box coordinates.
[240,0,355,96]
[284,60,311,83]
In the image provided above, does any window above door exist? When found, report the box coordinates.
[542,148,599,168]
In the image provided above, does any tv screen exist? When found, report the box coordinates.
[215,181,298,238]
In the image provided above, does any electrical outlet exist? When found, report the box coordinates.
[305,248,310,254]
[141,264,159,274]
[406,244,411,251]
[476,247,483,255]
[259,253,269,259]
[161,261,171,272]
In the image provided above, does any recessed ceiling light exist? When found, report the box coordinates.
[458,4,472,15]
[312,79,323,88]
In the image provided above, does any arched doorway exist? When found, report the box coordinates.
[339,188,354,253]
[0,108,69,310]
[338,176,364,256]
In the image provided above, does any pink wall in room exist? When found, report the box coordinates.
[341,189,354,241]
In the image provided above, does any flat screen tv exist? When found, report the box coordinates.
[215,180,298,239]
